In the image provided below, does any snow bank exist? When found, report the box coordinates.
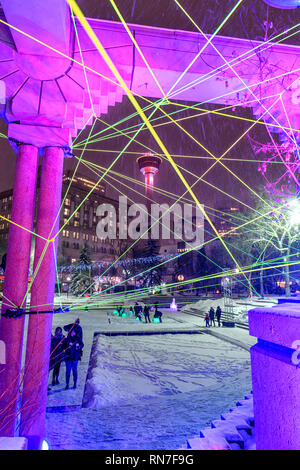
[180,297,277,323]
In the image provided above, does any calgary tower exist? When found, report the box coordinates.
[137,153,162,199]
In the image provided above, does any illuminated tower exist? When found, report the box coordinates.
[136,153,162,253]
[137,153,162,199]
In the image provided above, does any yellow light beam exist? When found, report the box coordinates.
[0,215,48,241]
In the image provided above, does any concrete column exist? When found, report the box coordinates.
[0,144,38,436]
[20,147,64,449]
[248,303,300,450]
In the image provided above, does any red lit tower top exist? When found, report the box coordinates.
[137,153,162,198]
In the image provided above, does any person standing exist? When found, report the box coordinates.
[143,305,151,323]
[154,304,163,323]
[209,307,215,327]
[64,318,83,342]
[63,329,84,389]
[205,313,210,327]
[216,306,222,327]
[134,302,142,321]
[129,306,134,317]
[117,305,123,316]
[50,327,65,386]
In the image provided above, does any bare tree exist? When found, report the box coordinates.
[239,198,300,297]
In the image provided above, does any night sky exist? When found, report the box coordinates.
[0,0,298,210]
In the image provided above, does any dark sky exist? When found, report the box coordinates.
[65,98,270,210]
[0,0,298,211]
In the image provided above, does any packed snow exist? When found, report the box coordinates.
[84,333,250,409]
[45,307,252,450]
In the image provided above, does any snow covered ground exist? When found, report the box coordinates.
[84,333,250,409]
[45,306,253,450]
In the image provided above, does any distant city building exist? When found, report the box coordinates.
[0,170,210,289]
[0,170,120,267]
[209,206,241,239]
[58,170,119,265]
[0,191,12,247]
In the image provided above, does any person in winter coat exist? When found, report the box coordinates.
[153,304,163,323]
[216,306,222,327]
[50,327,65,386]
[209,307,215,327]
[64,318,83,342]
[119,306,125,316]
[63,329,84,389]
[143,305,151,323]
[204,313,210,327]
[134,302,142,321]
[129,306,134,317]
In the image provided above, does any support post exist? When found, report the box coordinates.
[20,147,64,449]
[248,304,300,450]
[0,144,38,436]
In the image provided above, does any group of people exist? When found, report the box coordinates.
[114,302,163,323]
[49,319,84,390]
[134,302,163,323]
[205,306,222,327]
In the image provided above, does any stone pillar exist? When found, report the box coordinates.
[248,304,300,450]
[0,144,38,436]
[20,147,64,449]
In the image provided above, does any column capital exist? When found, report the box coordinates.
[8,137,38,151]
[249,303,300,349]
[43,145,73,158]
